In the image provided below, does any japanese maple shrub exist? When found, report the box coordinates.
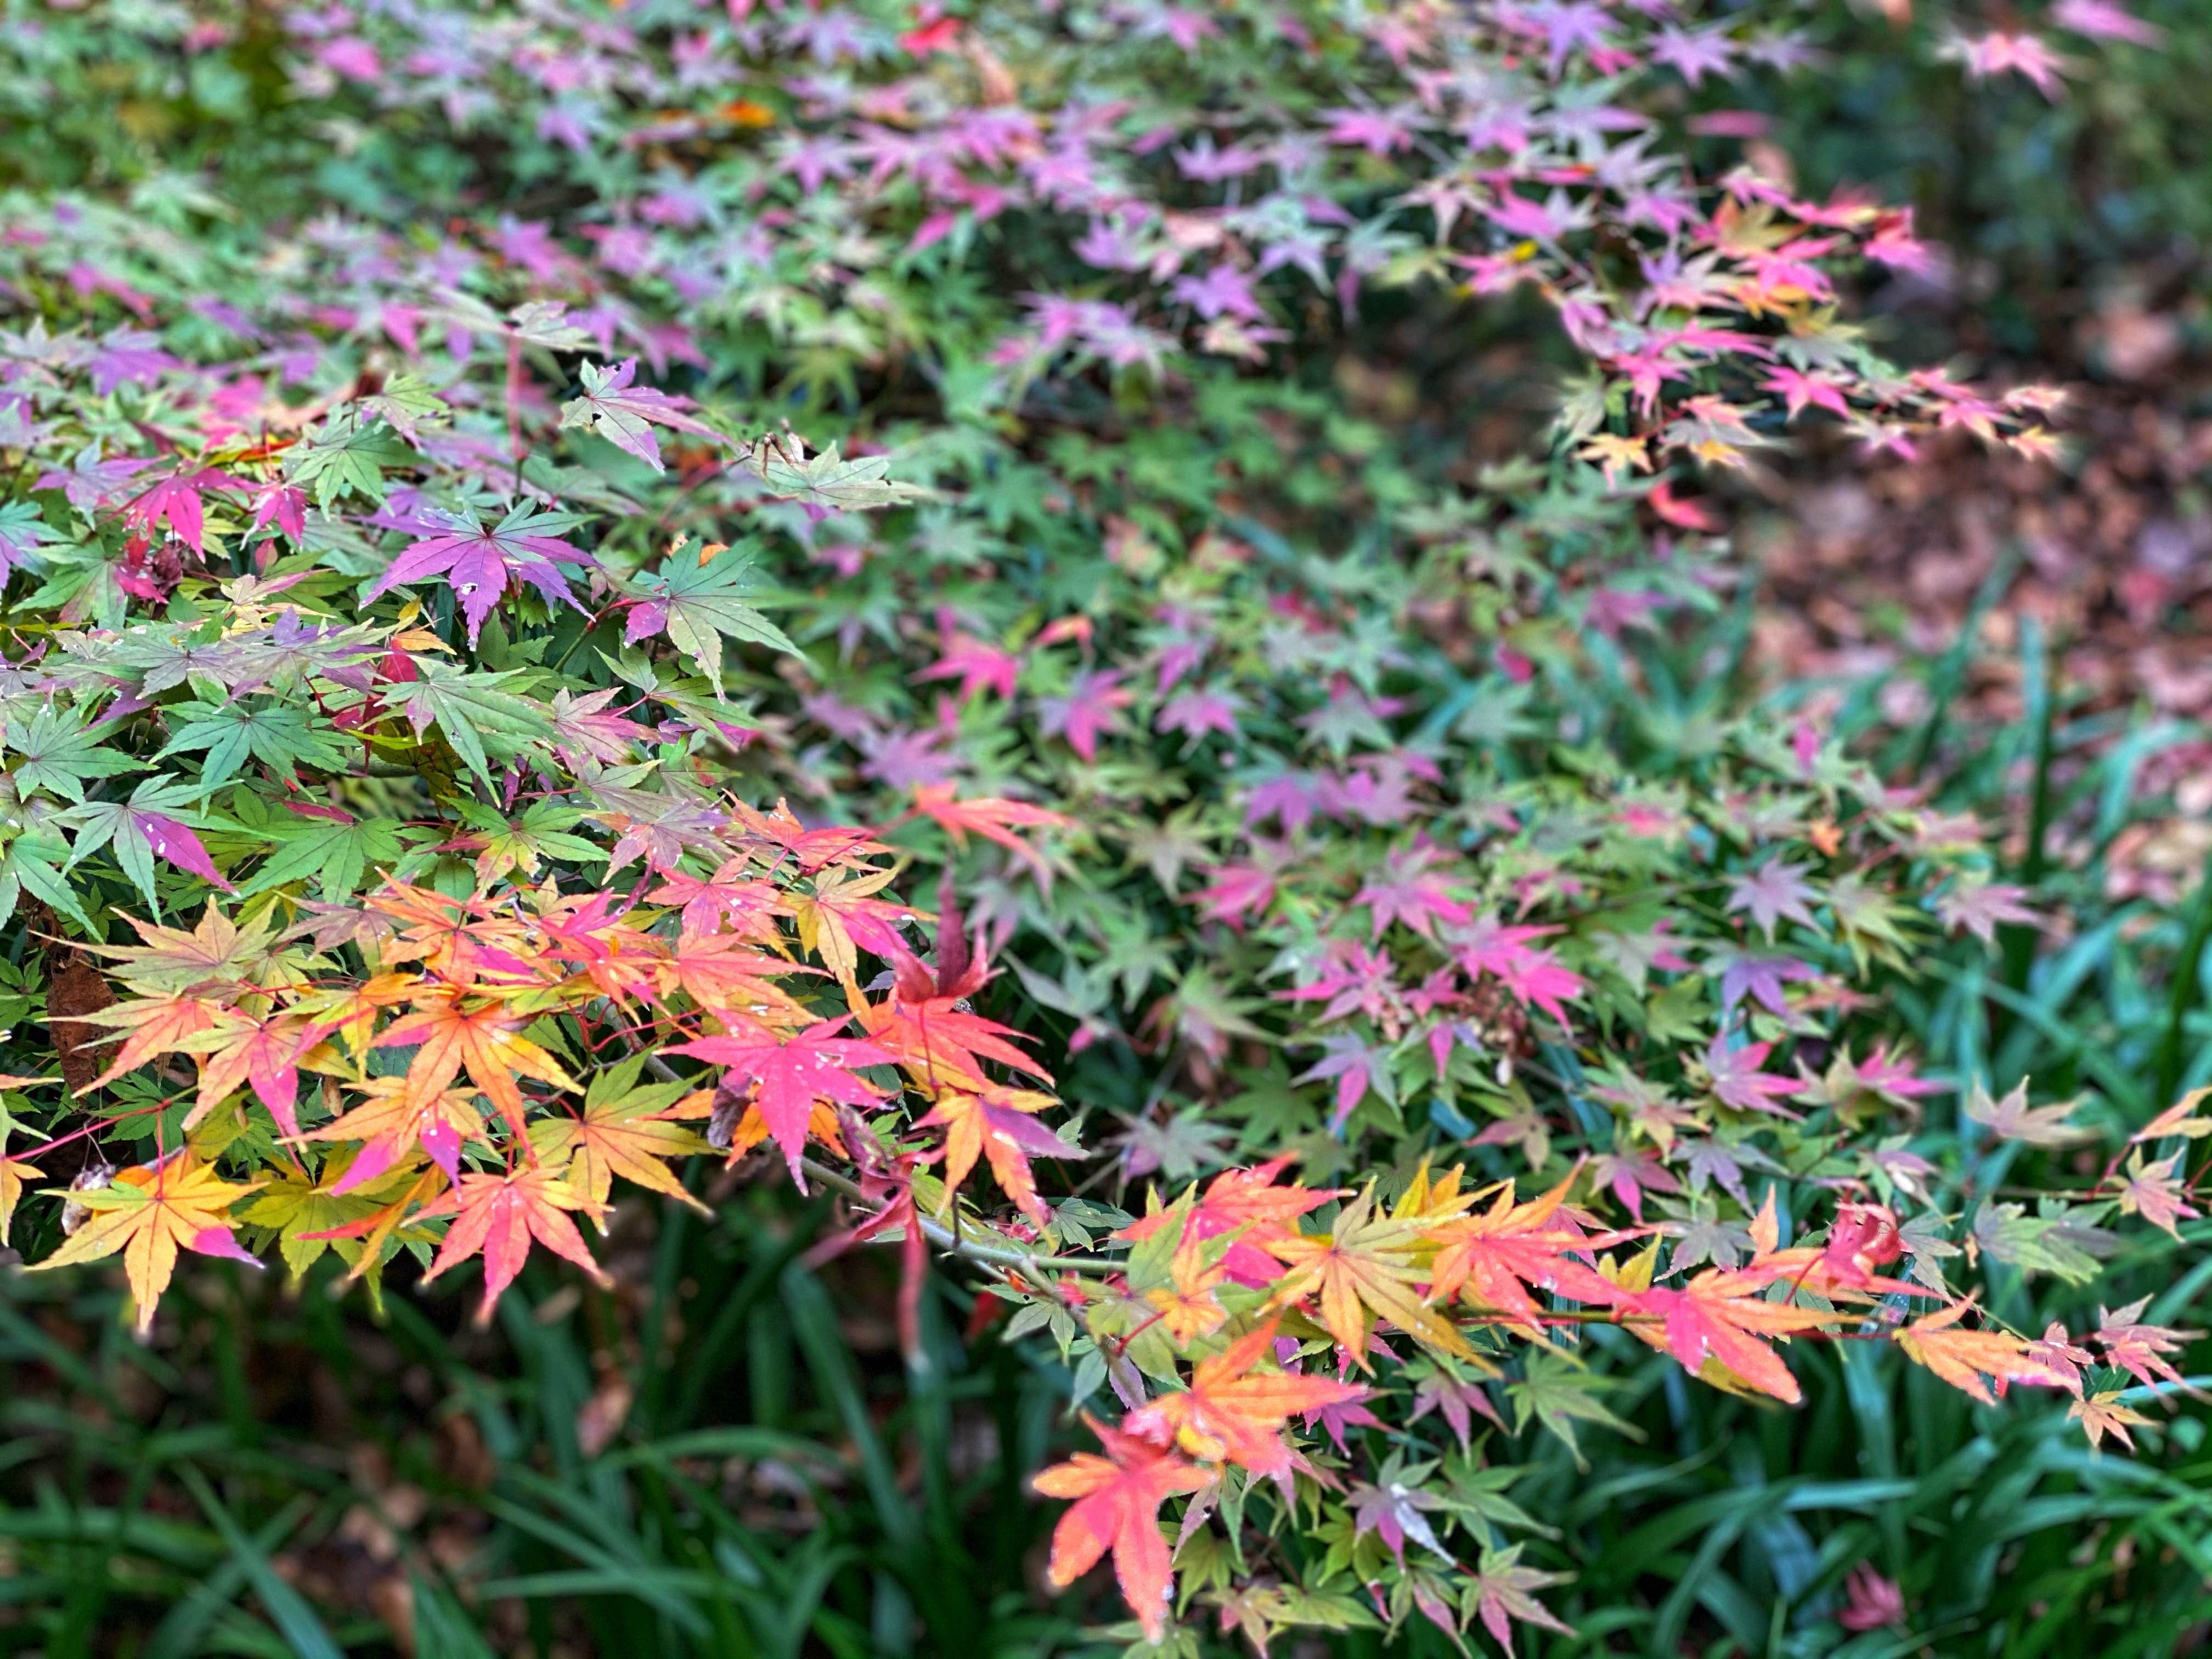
[0,0,2197,1652]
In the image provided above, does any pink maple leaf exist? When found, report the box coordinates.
[667,1019,896,1183]
[126,467,241,555]
[1036,670,1130,762]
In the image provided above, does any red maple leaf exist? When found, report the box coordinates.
[1617,1268,1833,1402]
[125,466,240,554]
[912,631,1019,703]
[646,858,792,941]
[1118,1156,1338,1287]
[908,783,1069,886]
[418,1165,609,1325]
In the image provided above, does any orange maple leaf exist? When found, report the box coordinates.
[0,1153,44,1246]
[1126,1320,1365,1481]
[1895,1301,2070,1404]
[1425,1167,1616,1326]
[918,1084,1069,1226]
[659,932,816,1021]
[374,990,577,1139]
[82,994,222,1090]
[530,1087,715,1224]
[1033,1415,1209,1643]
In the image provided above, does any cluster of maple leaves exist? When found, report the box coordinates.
[0,0,2198,1651]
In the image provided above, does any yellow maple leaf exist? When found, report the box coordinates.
[27,1153,261,1333]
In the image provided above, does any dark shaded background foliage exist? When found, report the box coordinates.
[3,3,2212,1657]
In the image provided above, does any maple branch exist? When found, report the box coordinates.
[628,1047,1121,1275]
[794,1155,1124,1276]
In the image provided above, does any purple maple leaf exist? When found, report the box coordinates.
[368,506,593,645]
[1726,858,1821,938]
[1704,1037,1803,1119]
[1034,670,1130,761]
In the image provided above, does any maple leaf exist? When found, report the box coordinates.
[28,1152,262,1333]
[171,1007,313,1135]
[666,1019,895,1182]
[531,1070,714,1224]
[125,466,240,554]
[789,862,914,984]
[866,978,1051,1093]
[60,780,231,910]
[736,433,934,511]
[307,1075,486,1194]
[1264,1186,1476,1364]
[1035,669,1131,762]
[419,1165,610,1324]
[1895,1302,2070,1404]
[1118,1156,1338,1287]
[659,932,816,1022]
[1934,879,2040,944]
[1469,1545,1576,1652]
[1426,1168,1616,1327]
[1350,1479,1449,1562]
[2116,1148,2199,1239]
[918,1084,1069,1226]
[1726,858,1820,938]
[622,540,798,692]
[4,703,146,805]
[912,632,1020,703]
[1700,1036,1803,1118]
[86,904,282,995]
[367,505,593,645]
[726,799,889,873]
[0,1152,44,1246]
[1126,1320,1364,1481]
[1617,1266,1834,1403]
[374,990,579,1139]
[2089,1298,2207,1396]
[1963,1080,2092,1147]
[645,859,792,941]
[2132,1087,2212,1143]
[1032,1415,1208,1644]
[559,357,723,471]
[909,783,1070,887]
[2069,1390,2155,1451]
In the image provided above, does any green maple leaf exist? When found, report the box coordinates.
[0,826,94,933]
[386,660,557,784]
[157,700,351,792]
[738,435,934,511]
[455,799,606,880]
[238,811,429,901]
[356,374,450,443]
[625,543,798,692]
[3,703,143,804]
[1505,1353,1637,1471]
[285,412,415,511]
[58,777,219,911]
